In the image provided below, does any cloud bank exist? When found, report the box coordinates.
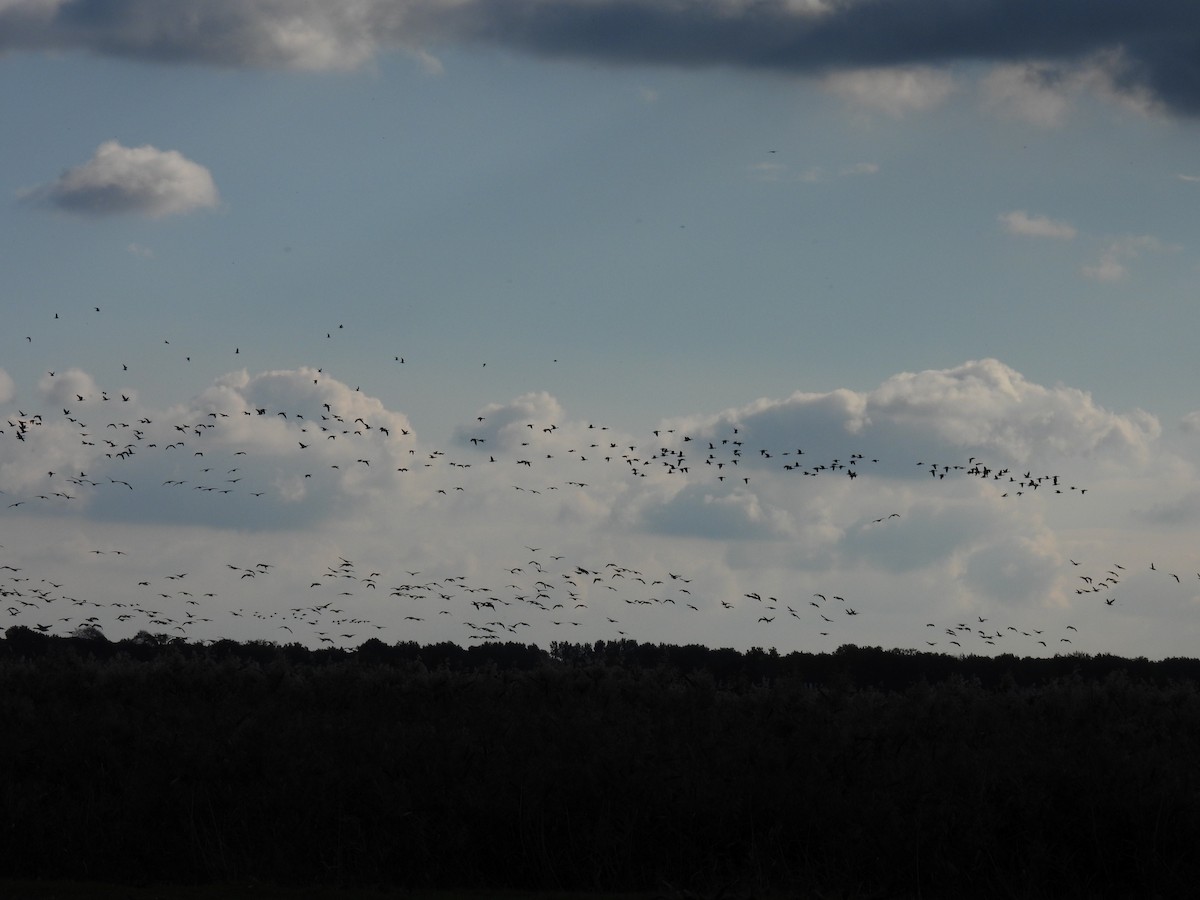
[3,1,1200,116]
[4,357,1198,656]
[22,140,219,218]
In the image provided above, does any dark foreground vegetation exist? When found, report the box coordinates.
[4,626,1200,899]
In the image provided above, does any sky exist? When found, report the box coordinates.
[3,0,1200,659]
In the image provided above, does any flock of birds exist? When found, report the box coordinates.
[5,528,1192,654]
[0,306,1192,654]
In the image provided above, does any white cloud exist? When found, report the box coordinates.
[822,66,957,117]
[0,367,416,528]
[615,357,1165,620]
[663,359,1157,477]
[22,141,219,219]
[864,359,1159,464]
[38,367,101,407]
[453,391,566,450]
[997,210,1174,282]
[999,210,1077,240]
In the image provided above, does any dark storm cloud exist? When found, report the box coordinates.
[3,1,1200,115]
[443,0,1199,112]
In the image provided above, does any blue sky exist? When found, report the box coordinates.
[3,1,1200,658]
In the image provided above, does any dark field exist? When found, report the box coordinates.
[4,627,1200,899]
[0,883,656,900]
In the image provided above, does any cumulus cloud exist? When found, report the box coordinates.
[38,367,102,407]
[453,391,566,450]
[21,141,219,218]
[0,366,418,528]
[597,357,1168,609]
[663,359,1159,479]
[4,2,1200,118]
[865,359,1160,465]
[622,358,1173,620]
[185,367,417,507]
[999,210,1077,240]
[0,370,113,496]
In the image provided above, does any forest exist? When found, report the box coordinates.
[3,625,1200,899]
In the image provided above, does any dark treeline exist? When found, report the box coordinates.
[4,625,1200,898]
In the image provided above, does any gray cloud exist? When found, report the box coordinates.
[841,500,997,575]
[22,140,219,218]
[960,533,1062,608]
[4,2,1200,116]
[0,0,384,69]
[639,483,796,540]
[1138,490,1200,526]
[0,368,14,405]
